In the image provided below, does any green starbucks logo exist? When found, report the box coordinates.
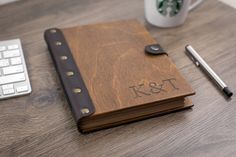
[156,0,183,17]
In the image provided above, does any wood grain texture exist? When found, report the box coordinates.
[62,20,194,113]
[0,0,236,156]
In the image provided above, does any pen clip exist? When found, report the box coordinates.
[185,46,200,67]
[190,55,200,67]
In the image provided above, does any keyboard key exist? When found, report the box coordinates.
[8,44,19,50]
[16,86,28,93]
[3,88,15,95]
[2,84,14,90]
[3,49,20,58]
[0,73,25,85]
[10,57,22,65]
[0,59,10,67]
[0,46,6,51]
[3,65,24,75]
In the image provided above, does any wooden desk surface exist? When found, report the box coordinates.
[0,0,236,156]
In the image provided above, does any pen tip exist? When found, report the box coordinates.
[223,87,233,98]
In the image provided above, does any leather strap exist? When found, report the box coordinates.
[145,44,168,55]
[44,28,95,122]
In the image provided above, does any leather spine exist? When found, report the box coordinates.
[44,28,95,128]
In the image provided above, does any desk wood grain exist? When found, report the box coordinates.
[0,0,236,156]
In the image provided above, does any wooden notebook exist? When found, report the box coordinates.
[44,20,195,133]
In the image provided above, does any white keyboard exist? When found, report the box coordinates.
[0,39,32,99]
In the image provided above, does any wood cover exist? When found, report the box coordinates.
[45,19,195,132]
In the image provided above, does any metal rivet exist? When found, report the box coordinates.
[73,88,81,93]
[66,71,74,76]
[55,41,62,46]
[50,29,57,33]
[60,56,68,60]
[150,45,159,51]
[81,108,90,114]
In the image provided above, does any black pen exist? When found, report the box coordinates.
[185,45,233,98]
